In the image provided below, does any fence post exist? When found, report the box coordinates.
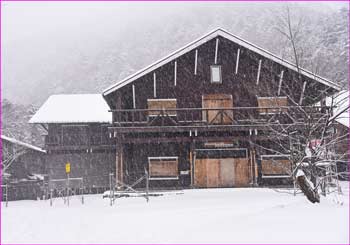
[81,178,84,204]
[50,189,53,206]
[67,174,70,207]
[109,173,115,206]
[5,185,8,207]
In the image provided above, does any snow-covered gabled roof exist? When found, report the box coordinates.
[103,28,341,96]
[1,135,46,153]
[328,90,349,128]
[29,94,112,124]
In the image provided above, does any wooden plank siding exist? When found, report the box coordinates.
[202,94,233,124]
[47,150,115,189]
[261,159,291,176]
[194,157,250,188]
[257,97,288,114]
[113,36,331,115]
[149,158,179,177]
[102,33,337,190]
[147,99,177,117]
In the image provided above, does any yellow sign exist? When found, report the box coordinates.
[65,162,71,173]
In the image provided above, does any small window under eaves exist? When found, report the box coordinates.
[210,65,222,83]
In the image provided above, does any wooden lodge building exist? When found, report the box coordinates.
[30,28,341,190]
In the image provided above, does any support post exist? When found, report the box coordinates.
[50,189,53,206]
[5,185,8,207]
[116,142,123,190]
[192,149,197,188]
[81,178,84,204]
[67,173,70,207]
[249,136,258,187]
[145,169,149,203]
[109,173,115,206]
[189,142,194,187]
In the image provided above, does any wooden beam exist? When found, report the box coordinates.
[110,123,309,134]
[47,144,116,151]
[194,49,198,75]
[115,143,123,188]
[214,38,219,64]
[118,135,289,144]
[278,70,284,96]
[235,48,240,74]
[256,59,262,85]
[174,60,177,86]
[299,81,307,105]
[132,84,136,109]
[189,142,194,187]
[153,72,157,98]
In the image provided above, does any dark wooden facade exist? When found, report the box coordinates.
[103,29,340,189]
[1,136,47,200]
[44,123,116,190]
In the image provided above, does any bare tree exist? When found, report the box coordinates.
[1,139,28,182]
[255,6,350,203]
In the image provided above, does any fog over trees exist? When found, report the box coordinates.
[2,2,348,144]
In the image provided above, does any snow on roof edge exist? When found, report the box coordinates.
[102,27,341,96]
[1,135,46,153]
[29,94,112,124]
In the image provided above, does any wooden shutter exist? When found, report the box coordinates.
[257,97,288,114]
[147,99,177,117]
[149,157,178,178]
[261,158,291,175]
[202,94,233,124]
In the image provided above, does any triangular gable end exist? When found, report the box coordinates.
[102,28,341,97]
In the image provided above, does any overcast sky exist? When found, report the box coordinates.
[1,1,348,105]
[2,1,347,45]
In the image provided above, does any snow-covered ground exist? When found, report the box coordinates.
[2,182,349,244]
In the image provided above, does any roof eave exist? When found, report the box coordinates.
[102,28,341,97]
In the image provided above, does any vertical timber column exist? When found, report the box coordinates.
[251,148,258,186]
[189,141,195,188]
[249,134,258,186]
[115,141,123,189]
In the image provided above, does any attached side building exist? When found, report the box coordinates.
[1,135,46,200]
[29,94,115,191]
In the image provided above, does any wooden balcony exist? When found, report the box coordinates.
[110,106,330,134]
[44,133,115,148]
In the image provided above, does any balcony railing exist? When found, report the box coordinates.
[111,106,330,129]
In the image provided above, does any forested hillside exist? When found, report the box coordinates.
[2,2,348,145]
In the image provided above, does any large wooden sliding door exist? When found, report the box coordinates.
[220,158,235,187]
[194,149,250,188]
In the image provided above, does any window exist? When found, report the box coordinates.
[210,65,222,83]
[148,157,178,180]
